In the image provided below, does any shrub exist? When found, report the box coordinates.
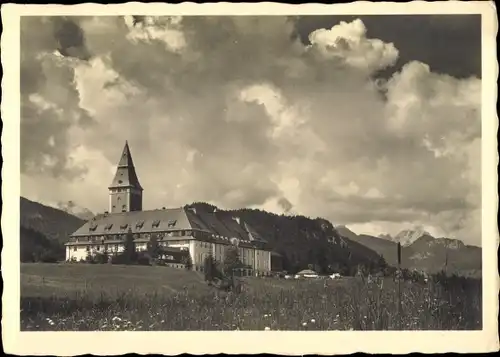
[93,252,109,264]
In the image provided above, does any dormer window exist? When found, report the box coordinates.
[120,223,128,230]
[167,220,177,227]
[105,223,113,231]
[89,223,98,232]
[152,220,160,228]
[136,220,145,229]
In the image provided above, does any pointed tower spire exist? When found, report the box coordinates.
[118,140,135,168]
[108,141,143,213]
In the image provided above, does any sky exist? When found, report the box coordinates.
[20,15,482,245]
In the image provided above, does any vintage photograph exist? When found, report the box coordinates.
[16,12,486,333]
[1,3,497,354]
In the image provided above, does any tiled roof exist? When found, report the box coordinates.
[109,141,143,190]
[71,207,194,236]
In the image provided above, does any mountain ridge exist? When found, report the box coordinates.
[336,225,481,277]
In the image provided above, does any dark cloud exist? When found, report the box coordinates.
[53,18,90,60]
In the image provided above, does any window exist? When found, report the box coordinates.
[152,220,160,228]
[136,220,145,229]
[97,246,100,251]
[73,246,77,252]
[120,223,128,230]
[105,223,113,231]
[167,220,177,228]
[86,246,90,252]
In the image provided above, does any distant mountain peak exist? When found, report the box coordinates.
[378,233,393,240]
[55,201,94,221]
[394,227,432,247]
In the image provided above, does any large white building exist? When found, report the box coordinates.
[65,142,273,274]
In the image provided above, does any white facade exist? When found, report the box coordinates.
[66,235,272,274]
[66,242,125,261]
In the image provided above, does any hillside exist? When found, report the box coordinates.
[189,202,384,274]
[21,197,85,245]
[337,226,481,277]
[337,226,404,266]
[20,197,85,262]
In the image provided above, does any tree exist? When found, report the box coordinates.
[182,254,193,270]
[203,254,216,283]
[376,255,388,273]
[123,228,137,264]
[147,233,162,260]
[223,246,241,276]
[316,249,329,274]
[85,249,93,264]
[279,250,291,272]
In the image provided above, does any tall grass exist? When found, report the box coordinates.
[21,274,481,331]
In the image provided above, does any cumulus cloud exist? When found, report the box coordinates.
[308,19,399,73]
[20,16,481,246]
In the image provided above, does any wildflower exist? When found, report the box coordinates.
[264,314,268,318]
[264,327,270,331]
[101,324,108,329]
[112,316,122,322]
[302,322,307,326]
[310,319,316,323]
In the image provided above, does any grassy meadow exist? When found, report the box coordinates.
[21,263,482,331]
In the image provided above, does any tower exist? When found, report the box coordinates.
[108,141,143,213]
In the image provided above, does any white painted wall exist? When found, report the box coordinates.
[66,237,273,273]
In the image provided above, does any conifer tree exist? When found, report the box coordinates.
[147,233,161,260]
[123,227,137,264]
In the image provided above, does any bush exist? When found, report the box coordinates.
[136,252,151,266]
[93,252,109,264]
